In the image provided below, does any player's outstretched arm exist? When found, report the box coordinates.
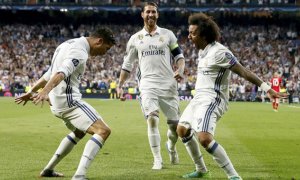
[230,62,288,100]
[15,77,48,106]
[230,62,265,87]
[230,63,271,88]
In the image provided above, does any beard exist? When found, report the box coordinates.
[146,18,156,26]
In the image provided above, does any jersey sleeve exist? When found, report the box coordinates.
[58,48,86,78]
[168,31,184,62]
[215,49,237,69]
[122,35,138,72]
[42,67,51,81]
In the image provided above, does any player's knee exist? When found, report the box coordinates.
[198,133,213,148]
[92,125,111,140]
[199,138,210,148]
[176,125,188,138]
[147,114,159,128]
[101,126,111,140]
[74,129,86,139]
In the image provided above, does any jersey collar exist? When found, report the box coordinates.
[199,41,216,58]
[142,26,161,36]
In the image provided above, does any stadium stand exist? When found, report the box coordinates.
[0,4,299,102]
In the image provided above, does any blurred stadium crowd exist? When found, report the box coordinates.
[1,0,297,6]
[0,9,300,102]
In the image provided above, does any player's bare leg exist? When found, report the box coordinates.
[272,99,277,112]
[275,98,279,111]
[272,98,280,112]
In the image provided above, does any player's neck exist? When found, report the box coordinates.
[144,25,157,35]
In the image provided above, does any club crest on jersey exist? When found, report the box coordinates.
[159,36,164,43]
[225,52,233,60]
[72,59,79,67]
[138,34,144,40]
[225,52,236,65]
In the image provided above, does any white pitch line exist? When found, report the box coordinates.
[287,105,300,109]
[280,104,300,109]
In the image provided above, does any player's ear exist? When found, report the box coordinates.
[141,11,144,19]
[97,38,104,46]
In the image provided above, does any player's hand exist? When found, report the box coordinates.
[117,86,126,101]
[15,92,33,106]
[32,91,52,107]
[174,69,184,83]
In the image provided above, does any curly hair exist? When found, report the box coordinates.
[188,13,220,43]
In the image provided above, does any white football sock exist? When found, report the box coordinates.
[147,116,162,162]
[206,140,238,177]
[183,133,208,173]
[167,123,178,151]
[74,134,104,176]
[44,132,80,170]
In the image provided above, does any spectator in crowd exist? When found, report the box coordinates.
[0,18,299,101]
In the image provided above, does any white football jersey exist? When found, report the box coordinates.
[195,42,237,113]
[43,37,89,111]
[122,26,184,96]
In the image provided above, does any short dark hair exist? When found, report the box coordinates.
[91,27,116,45]
[188,13,220,43]
[142,2,158,12]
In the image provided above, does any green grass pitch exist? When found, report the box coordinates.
[0,97,299,180]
